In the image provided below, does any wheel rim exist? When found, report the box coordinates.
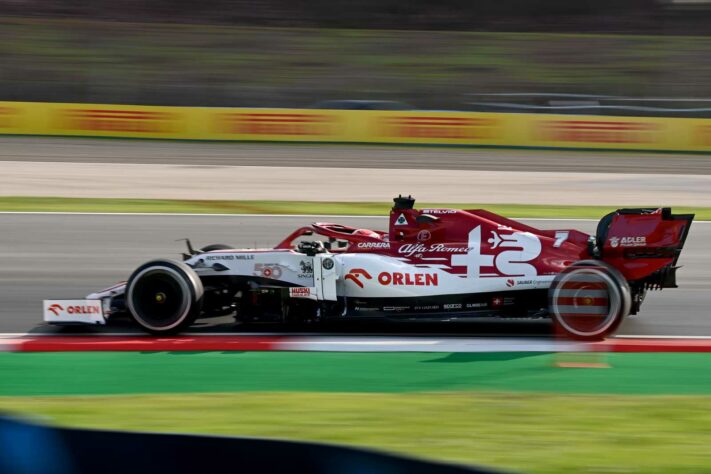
[551,267,621,338]
[127,266,192,331]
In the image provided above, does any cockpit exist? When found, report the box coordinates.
[274,223,388,256]
[273,196,425,255]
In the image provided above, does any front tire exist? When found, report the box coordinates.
[126,259,203,335]
[549,260,631,341]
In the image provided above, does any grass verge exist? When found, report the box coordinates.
[2,391,711,474]
[1,197,709,220]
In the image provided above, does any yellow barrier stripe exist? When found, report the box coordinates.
[1,101,710,152]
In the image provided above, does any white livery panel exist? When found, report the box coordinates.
[335,254,554,298]
[189,250,315,286]
[43,299,105,325]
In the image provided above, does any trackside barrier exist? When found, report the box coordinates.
[1,101,711,152]
[0,415,504,474]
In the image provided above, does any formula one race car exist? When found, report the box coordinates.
[44,196,693,340]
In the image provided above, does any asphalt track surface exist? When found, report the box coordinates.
[2,136,711,174]
[0,213,707,336]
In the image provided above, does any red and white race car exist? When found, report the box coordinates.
[44,196,693,340]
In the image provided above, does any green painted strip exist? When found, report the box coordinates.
[0,197,708,220]
[2,352,711,396]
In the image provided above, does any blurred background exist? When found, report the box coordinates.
[1,0,711,113]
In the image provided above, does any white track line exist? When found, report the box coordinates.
[0,212,384,219]
[0,211,706,222]
[0,211,567,221]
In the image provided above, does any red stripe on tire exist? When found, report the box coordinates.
[555,297,609,306]
[557,313,610,319]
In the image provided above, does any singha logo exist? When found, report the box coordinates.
[300,260,313,274]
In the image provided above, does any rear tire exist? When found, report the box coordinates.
[549,260,631,341]
[126,259,203,335]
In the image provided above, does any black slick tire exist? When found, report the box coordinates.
[126,259,204,335]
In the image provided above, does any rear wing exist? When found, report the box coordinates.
[597,208,694,284]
